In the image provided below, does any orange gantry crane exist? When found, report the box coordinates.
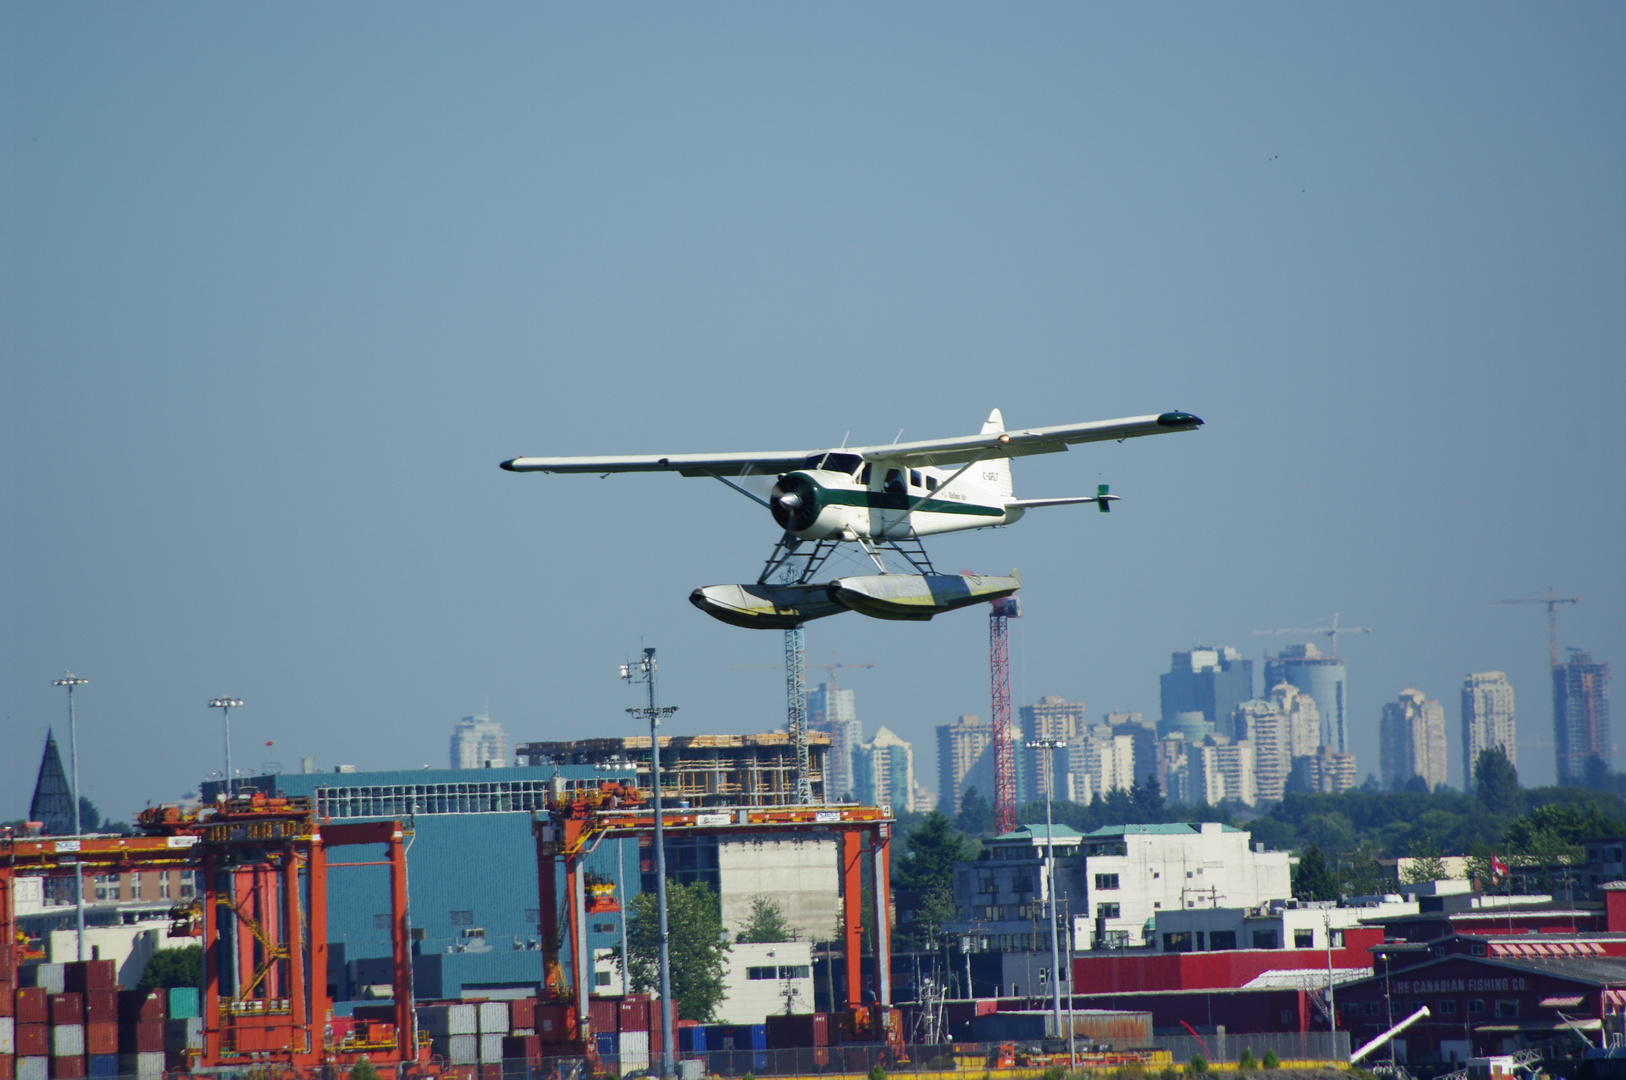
[532,782,899,1054]
[2,793,425,1076]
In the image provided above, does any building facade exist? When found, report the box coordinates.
[1065,725,1135,805]
[1553,651,1611,784]
[1265,644,1349,752]
[450,714,509,769]
[936,714,992,816]
[808,682,862,801]
[1234,682,1322,802]
[1159,647,1254,737]
[1461,671,1516,790]
[853,726,914,811]
[1380,689,1449,792]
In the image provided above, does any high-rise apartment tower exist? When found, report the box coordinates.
[1461,671,1516,791]
[1265,643,1349,752]
[808,683,862,801]
[1553,651,1611,784]
[1380,689,1447,792]
[936,714,992,816]
[1159,647,1253,737]
[449,714,508,770]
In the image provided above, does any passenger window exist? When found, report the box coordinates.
[884,469,905,495]
[909,469,923,488]
[926,476,938,491]
[859,463,871,485]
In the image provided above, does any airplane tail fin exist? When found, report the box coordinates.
[980,409,1014,498]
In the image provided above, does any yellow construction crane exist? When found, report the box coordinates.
[1491,587,1581,667]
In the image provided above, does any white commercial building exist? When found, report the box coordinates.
[717,835,841,942]
[716,941,815,1024]
[1152,896,1418,953]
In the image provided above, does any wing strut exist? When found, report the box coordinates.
[703,471,773,509]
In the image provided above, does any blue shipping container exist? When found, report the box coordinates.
[677,1027,706,1053]
[596,1033,617,1058]
[167,988,200,1020]
[89,1056,120,1078]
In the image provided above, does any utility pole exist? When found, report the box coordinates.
[623,649,678,1080]
[1027,737,1066,1044]
[208,697,245,795]
[52,672,89,961]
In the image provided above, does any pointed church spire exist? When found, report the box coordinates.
[30,729,76,835]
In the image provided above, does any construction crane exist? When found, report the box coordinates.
[1254,612,1371,657]
[990,596,1022,835]
[1492,587,1581,667]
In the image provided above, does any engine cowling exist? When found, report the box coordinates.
[770,473,820,533]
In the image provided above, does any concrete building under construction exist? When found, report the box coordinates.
[517,731,833,806]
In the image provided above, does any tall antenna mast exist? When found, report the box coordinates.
[991,597,1022,835]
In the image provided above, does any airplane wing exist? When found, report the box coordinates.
[499,451,812,477]
[846,411,1202,468]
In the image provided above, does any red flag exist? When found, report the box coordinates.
[1491,855,1509,877]
[266,741,274,747]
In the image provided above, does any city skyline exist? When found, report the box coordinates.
[5,6,1621,821]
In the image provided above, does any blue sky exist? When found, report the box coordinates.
[3,4,1622,820]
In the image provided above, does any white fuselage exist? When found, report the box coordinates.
[769,454,1024,542]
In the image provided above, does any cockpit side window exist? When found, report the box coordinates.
[859,463,872,485]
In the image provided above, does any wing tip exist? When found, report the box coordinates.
[500,458,523,471]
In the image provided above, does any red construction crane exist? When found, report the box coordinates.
[1492,587,1581,667]
[990,596,1022,835]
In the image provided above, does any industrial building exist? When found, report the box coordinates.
[1554,650,1611,784]
[517,731,832,806]
[1381,688,1449,792]
[1462,671,1517,790]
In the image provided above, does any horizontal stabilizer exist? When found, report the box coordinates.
[1005,495,1119,509]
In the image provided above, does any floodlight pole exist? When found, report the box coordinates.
[208,698,244,795]
[624,648,678,1080]
[53,672,90,961]
[1027,738,1067,1044]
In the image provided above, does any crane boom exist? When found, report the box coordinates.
[1491,588,1580,667]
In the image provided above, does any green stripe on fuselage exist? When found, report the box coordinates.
[804,476,1005,517]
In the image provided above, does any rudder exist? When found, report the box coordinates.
[979,408,1014,498]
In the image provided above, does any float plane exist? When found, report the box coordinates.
[501,408,1202,628]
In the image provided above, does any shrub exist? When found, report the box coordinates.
[1262,1051,1281,1069]
[349,1059,380,1080]
[1188,1055,1208,1074]
[1161,1069,1179,1080]
[1238,1049,1257,1071]
[868,1065,886,1080]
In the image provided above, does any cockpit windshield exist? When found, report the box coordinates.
[803,452,863,476]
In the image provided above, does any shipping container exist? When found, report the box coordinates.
[532,1004,570,1038]
[477,1033,504,1063]
[500,1034,539,1060]
[0,1016,12,1054]
[431,1034,478,1065]
[677,1026,706,1053]
[0,985,13,1018]
[162,1018,202,1051]
[83,1025,115,1057]
[14,993,46,1028]
[85,1056,116,1079]
[419,1004,478,1037]
[508,999,536,1032]
[22,968,64,996]
[618,1030,650,1072]
[165,989,199,1021]
[618,995,651,1033]
[477,1002,509,1035]
[79,995,113,1029]
[765,1013,828,1049]
[115,991,164,1024]
[118,1019,163,1053]
[0,1053,13,1080]
[16,1025,49,1057]
[587,999,617,1034]
[595,1033,616,1059]
[17,1057,48,1080]
[50,1026,85,1058]
[115,1053,163,1080]
[46,1055,83,1080]
[62,965,114,995]
[47,997,82,1027]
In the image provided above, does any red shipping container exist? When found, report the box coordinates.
[48,1056,85,1079]
[16,990,48,1026]
[85,1024,117,1056]
[508,999,536,1031]
[478,1064,501,1080]
[118,1019,164,1053]
[17,1023,50,1056]
[48,996,83,1026]
[82,993,115,1027]
[0,1051,14,1080]
[618,994,650,1033]
[115,991,164,1024]
[0,982,13,1018]
[531,1004,571,1039]
[62,964,114,994]
[587,999,616,1034]
[501,1035,540,1060]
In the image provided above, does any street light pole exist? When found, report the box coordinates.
[208,698,244,795]
[1026,738,1067,1044]
[53,672,90,962]
[623,649,678,1080]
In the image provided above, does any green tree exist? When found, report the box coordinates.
[1474,747,1521,816]
[1292,845,1340,901]
[627,881,729,1021]
[894,812,974,892]
[1339,846,1386,897]
[1400,840,1449,884]
[137,944,202,990]
[956,787,994,837]
[1133,774,1166,817]
[349,1058,380,1080]
[735,896,794,943]
[78,797,100,833]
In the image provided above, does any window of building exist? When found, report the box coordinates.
[525,909,541,925]
[1495,1000,1518,1019]
[1153,901,1161,909]
[179,872,196,900]
[1342,1002,1359,1017]
[981,906,1000,920]
[593,922,617,933]
[159,874,172,901]
[1470,943,1486,957]
[1362,1003,1378,1017]
[1468,999,1485,1014]
[1094,874,1120,890]
[1209,930,1237,950]
[1096,903,1120,919]
[747,967,777,981]
[978,875,996,894]
[130,874,142,901]
[1163,932,1193,953]
[1252,930,1279,949]
[94,874,118,902]
[449,910,474,926]
[1294,929,1314,948]
[777,965,810,979]
[1440,999,1458,1015]
[1015,877,1034,894]
[595,971,613,986]
[374,914,391,931]
[1330,930,1344,947]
